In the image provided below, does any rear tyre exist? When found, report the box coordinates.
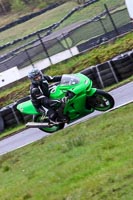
[87,89,115,111]
[33,115,65,133]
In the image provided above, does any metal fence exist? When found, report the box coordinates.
[0,3,132,73]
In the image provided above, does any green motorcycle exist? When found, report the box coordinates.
[17,73,115,133]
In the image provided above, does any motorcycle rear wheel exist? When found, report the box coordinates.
[33,115,65,133]
[87,89,115,111]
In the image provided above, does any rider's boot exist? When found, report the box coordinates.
[48,112,58,123]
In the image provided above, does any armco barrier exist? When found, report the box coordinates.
[0,50,133,132]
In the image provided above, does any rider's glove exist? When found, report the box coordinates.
[50,99,61,106]
[52,99,61,103]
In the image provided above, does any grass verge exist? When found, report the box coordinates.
[0,0,124,46]
[0,103,133,200]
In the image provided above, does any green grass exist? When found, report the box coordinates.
[0,0,125,46]
[0,103,133,200]
[0,124,26,140]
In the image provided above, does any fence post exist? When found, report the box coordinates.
[25,49,35,68]
[62,33,73,56]
[95,65,105,88]
[107,61,119,83]
[99,17,108,34]
[104,4,119,35]
[9,104,20,125]
[37,33,52,65]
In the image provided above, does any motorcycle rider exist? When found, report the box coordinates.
[28,68,63,122]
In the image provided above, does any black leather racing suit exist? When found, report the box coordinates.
[30,75,62,120]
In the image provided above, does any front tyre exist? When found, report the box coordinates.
[87,89,115,111]
[33,115,65,133]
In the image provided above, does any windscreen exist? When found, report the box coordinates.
[60,74,79,86]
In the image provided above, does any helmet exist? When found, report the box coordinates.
[28,68,43,84]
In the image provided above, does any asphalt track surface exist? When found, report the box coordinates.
[0,82,133,156]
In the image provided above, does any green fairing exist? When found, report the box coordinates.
[17,73,96,119]
[17,100,39,115]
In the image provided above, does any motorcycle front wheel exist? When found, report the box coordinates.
[33,115,65,133]
[87,89,115,111]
